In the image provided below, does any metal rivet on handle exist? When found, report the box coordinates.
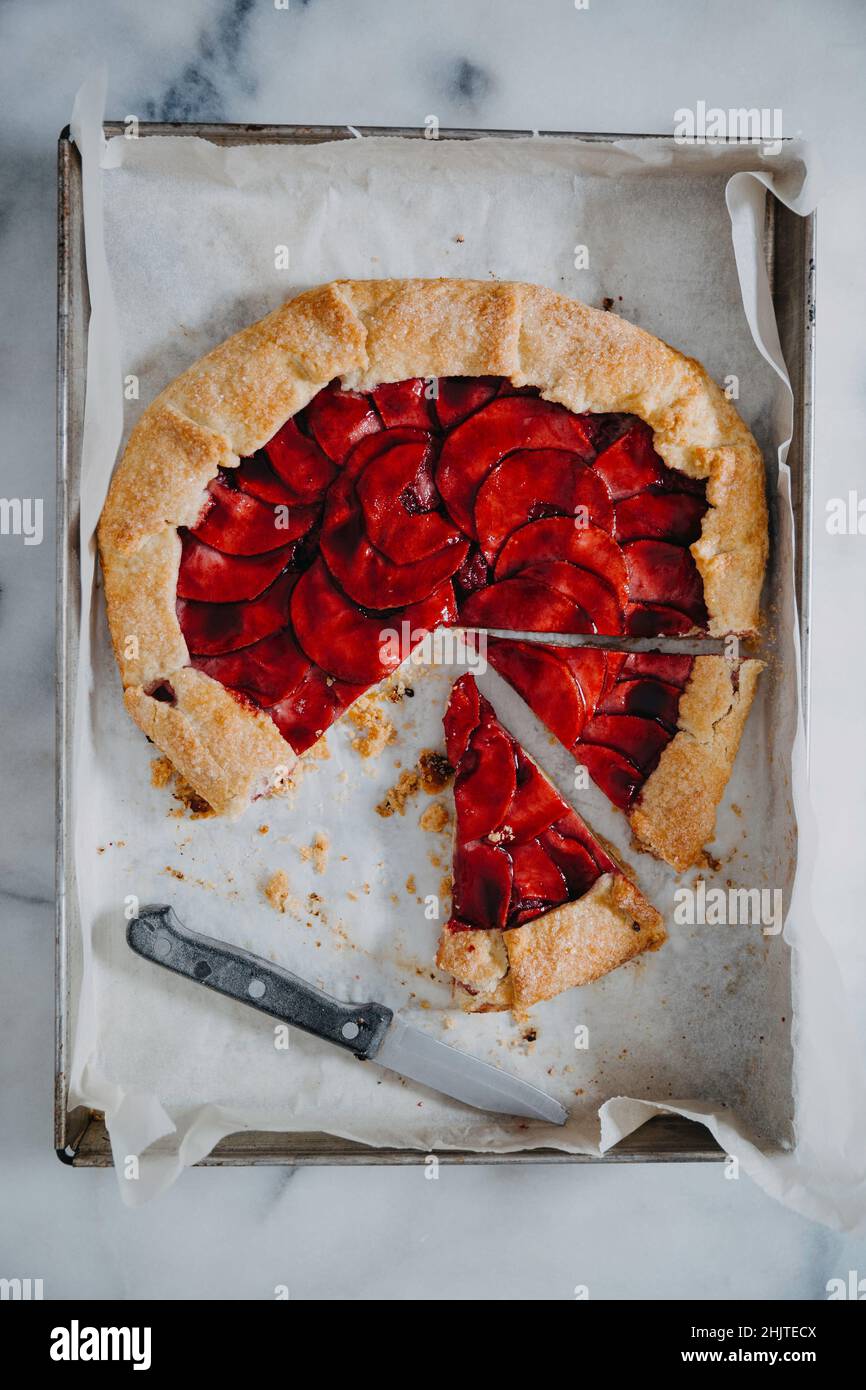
[248,978,266,1000]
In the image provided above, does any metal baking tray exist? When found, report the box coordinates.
[56,123,815,1167]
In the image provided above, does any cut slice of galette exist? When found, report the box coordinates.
[485,640,764,872]
[435,674,665,1013]
[98,279,768,816]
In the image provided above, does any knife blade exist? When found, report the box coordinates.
[127,905,567,1127]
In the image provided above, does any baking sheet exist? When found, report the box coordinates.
[64,77,866,1223]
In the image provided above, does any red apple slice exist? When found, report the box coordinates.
[268,664,366,753]
[486,639,588,747]
[191,476,316,555]
[444,673,481,767]
[495,518,628,609]
[619,652,694,687]
[580,713,671,772]
[454,721,517,841]
[291,559,455,684]
[370,378,433,429]
[624,539,707,624]
[599,678,682,730]
[177,533,295,603]
[177,571,297,656]
[576,744,645,810]
[264,418,337,500]
[474,449,615,564]
[614,490,706,545]
[321,503,467,609]
[451,839,513,932]
[341,425,433,482]
[460,576,590,634]
[235,452,310,507]
[193,627,308,705]
[304,383,381,463]
[434,376,502,430]
[356,441,460,564]
[505,753,571,843]
[593,422,664,500]
[436,397,595,537]
[521,561,624,635]
[625,602,696,636]
[538,826,602,898]
[508,839,569,925]
[552,808,619,875]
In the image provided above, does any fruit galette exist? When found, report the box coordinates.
[98,279,768,1010]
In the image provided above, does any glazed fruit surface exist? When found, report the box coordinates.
[443,674,621,934]
[487,640,694,812]
[177,376,708,752]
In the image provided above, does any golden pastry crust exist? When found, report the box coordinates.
[98,279,768,815]
[629,657,764,872]
[437,874,665,1014]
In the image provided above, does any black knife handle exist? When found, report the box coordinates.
[127,904,393,1060]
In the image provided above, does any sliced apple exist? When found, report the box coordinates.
[486,639,588,747]
[235,452,311,507]
[625,602,695,636]
[580,713,671,772]
[624,539,707,625]
[451,839,513,932]
[356,441,460,564]
[370,378,433,429]
[264,418,337,500]
[177,533,295,604]
[434,376,502,430]
[495,518,628,609]
[575,744,645,811]
[191,476,316,555]
[454,720,517,841]
[505,752,570,843]
[304,383,381,463]
[193,627,308,705]
[444,672,481,767]
[436,397,595,537]
[460,575,590,634]
[268,664,366,754]
[177,571,297,656]
[618,652,694,687]
[614,490,706,545]
[291,558,455,684]
[538,825,603,898]
[592,422,664,500]
[507,839,568,925]
[474,449,615,564]
[520,561,624,635]
[598,677,682,730]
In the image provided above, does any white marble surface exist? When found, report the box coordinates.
[2,0,866,1298]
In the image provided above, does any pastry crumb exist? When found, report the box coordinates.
[150,756,173,789]
[347,695,397,759]
[258,824,269,835]
[164,866,185,881]
[418,749,453,793]
[151,755,213,817]
[405,874,417,895]
[376,768,420,817]
[300,831,329,875]
[264,870,290,914]
[420,800,449,833]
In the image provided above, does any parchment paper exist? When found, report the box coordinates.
[67,75,866,1223]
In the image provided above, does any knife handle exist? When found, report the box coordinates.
[127,904,393,1060]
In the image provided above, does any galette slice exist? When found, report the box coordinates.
[485,640,764,872]
[436,674,665,1014]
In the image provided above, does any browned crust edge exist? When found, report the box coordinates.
[628,656,764,872]
[98,279,768,817]
[437,872,665,1014]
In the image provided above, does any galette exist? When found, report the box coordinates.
[98,278,768,1009]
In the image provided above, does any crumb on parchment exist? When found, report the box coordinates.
[376,749,453,818]
[420,800,449,833]
[150,755,214,818]
[300,831,329,875]
[264,870,290,914]
[347,694,397,759]
[405,874,417,895]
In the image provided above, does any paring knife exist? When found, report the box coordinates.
[127,905,567,1126]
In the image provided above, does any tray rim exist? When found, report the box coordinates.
[55,121,814,1168]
